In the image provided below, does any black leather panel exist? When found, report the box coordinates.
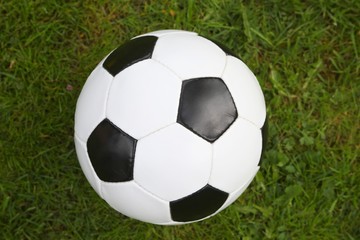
[258,117,268,166]
[103,36,158,76]
[170,184,229,222]
[177,77,238,142]
[87,119,137,182]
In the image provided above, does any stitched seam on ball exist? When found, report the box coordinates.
[151,58,183,83]
[133,179,169,203]
[75,134,104,198]
[74,132,86,145]
[207,142,215,185]
[237,115,262,129]
[220,52,228,79]
[137,122,177,141]
[220,55,266,130]
[104,71,115,120]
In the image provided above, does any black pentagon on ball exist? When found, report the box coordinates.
[87,119,137,182]
[103,36,158,76]
[170,184,229,222]
[258,117,268,166]
[177,77,238,143]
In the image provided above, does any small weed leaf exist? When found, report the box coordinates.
[300,134,315,146]
[285,165,296,173]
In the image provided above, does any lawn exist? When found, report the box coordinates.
[1,0,359,239]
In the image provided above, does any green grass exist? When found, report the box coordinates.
[1,0,359,239]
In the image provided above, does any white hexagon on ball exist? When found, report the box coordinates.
[134,123,212,201]
[152,33,226,79]
[100,181,171,224]
[209,118,262,193]
[222,56,266,128]
[74,60,113,142]
[106,59,182,140]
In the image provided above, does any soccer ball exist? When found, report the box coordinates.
[74,29,267,225]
